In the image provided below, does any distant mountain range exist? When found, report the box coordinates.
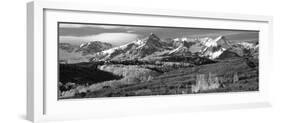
[76,41,113,56]
[59,33,259,63]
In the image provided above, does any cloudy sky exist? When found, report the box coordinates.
[59,22,259,46]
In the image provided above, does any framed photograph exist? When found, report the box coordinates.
[27,1,273,122]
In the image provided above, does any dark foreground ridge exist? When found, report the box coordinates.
[59,63,123,85]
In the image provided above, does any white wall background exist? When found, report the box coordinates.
[0,0,280,123]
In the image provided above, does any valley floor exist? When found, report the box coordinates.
[58,57,258,99]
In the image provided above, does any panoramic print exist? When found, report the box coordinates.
[58,22,259,99]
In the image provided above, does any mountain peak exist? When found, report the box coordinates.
[214,36,227,43]
[148,33,160,41]
[79,41,105,48]
[149,32,156,36]
[200,36,230,47]
[199,36,228,59]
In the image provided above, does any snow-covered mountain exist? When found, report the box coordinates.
[57,33,258,62]
[76,41,113,56]
[198,36,258,59]
[237,42,256,49]
[199,36,232,59]
[90,34,207,61]
[168,41,195,56]
[200,36,231,48]
[90,34,259,61]
[230,42,259,58]
[91,33,166,61]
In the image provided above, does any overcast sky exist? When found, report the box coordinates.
[59,23,259,46]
